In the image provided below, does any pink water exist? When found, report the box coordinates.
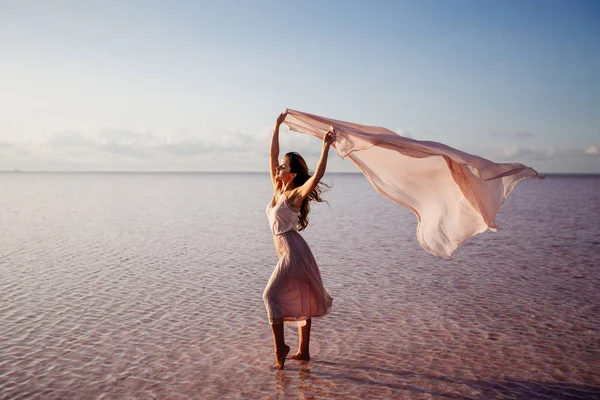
[1,172,598,399]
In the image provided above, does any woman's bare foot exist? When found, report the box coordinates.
[289,352,310,361]
[275,344,291,369]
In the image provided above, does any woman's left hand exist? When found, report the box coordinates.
[323,126,336,148]
[276,110,288,126]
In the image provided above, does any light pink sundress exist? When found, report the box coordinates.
[263,197,333,327]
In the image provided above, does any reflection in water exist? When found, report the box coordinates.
[274,361,312,399]
[274,369,290,399]
[297,362,312,399]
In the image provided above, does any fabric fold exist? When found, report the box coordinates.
[283,109,542,258]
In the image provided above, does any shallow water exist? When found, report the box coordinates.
[1,172,599,399]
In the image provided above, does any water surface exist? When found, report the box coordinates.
[1,172,599,399]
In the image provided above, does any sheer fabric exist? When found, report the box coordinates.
[283,109,542,258]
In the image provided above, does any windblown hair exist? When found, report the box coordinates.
[285,152,329,231]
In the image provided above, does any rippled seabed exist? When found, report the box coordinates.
[1,172,599,400]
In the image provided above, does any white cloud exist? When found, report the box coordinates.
[1,121,340,171]
[502,146,520,158]
[0,125,276,171]
[585,145,599,155]
[218,130,258,152]
[49,130,97,148]
[42,127,266,158]
[486,146,585,163]
[394,128,413,139]
[2,125,598,173]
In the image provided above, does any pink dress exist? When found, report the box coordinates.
[263,197,333,326]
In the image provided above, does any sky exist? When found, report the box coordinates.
[1,0,599,173]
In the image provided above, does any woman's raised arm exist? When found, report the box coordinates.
[270,111,287,184]
[295,126,336,200]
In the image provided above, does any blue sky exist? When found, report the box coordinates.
[1,0,598,172]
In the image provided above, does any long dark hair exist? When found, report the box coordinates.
[285,152,329,231]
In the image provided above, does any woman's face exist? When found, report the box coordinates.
[275,157,296,182]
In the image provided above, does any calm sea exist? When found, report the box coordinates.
[1,172,599,399]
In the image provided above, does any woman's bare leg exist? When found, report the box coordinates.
[290,318,311,361]
[271,323,290,369]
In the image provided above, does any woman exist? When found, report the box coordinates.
[263,110,334,370]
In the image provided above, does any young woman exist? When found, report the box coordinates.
[263,110,334,370]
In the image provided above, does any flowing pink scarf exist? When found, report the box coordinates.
[283,109,542,258]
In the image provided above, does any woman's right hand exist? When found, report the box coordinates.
[276,110,288,126]
[323,126,336,148]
